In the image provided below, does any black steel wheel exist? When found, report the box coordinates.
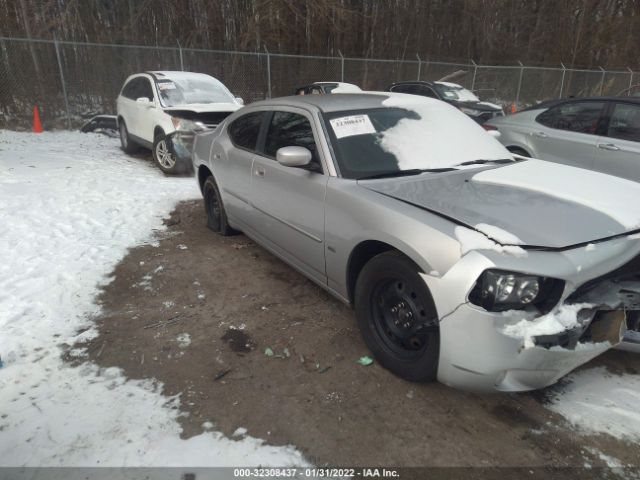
[355,251,439,382]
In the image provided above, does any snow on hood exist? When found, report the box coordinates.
[330,82,362,93]
[473,159,640,230]
[379,95,511,170]
[455,226,527,257]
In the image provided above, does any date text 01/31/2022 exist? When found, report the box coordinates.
[233,468,400,477]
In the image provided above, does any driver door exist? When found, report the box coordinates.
[250,109,328,283]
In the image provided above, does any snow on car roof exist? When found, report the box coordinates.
[149,71,224,84]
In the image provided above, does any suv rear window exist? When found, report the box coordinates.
[228,112,265,151]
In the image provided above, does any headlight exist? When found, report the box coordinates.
[171,117,205,132]
[459,107,483,116]
[469,269,564,312]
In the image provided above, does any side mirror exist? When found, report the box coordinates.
[487,130,501,139]
[136,97,152,105]
[235,97,244,105]
[276,146,312,167]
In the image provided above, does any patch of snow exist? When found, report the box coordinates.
[0,131,306,467]
[380,95,510,170]
[197,293,206,300]
[454,226,527,257]
[475,223,524,245]
[330,82,362,93]
[176,333,191,348]
[502,303,591,348]
[585,448,625,469]
[233,428,248,437]
[163,300,175,309]
[547,366,640,443]
[473,159,640,230]
[177,244,188,250]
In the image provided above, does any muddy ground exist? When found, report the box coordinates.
[75,199,640,472]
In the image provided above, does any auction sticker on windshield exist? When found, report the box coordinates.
[330,114,376,138]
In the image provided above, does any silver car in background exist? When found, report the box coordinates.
[192,93,640,393]
[485,97,640,182]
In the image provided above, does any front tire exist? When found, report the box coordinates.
[355,251,440,382]
[153,133,180,174]
[203,176,234,236]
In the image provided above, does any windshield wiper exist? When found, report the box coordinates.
[358,168,455,180]
[456,159,514,167]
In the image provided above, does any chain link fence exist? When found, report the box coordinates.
[1,36,639,130]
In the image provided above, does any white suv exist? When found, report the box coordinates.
[116,71,243,174]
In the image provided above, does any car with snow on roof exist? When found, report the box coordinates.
[191,92,640,392]
[116,71,243,174]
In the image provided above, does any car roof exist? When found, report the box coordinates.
[250,93,391,112]
[520,96,640,112]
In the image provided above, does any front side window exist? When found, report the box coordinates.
[263,112,318,161]
[139,78,154,101]
[228,112,265,151]
[536,101,605,134]
[607,103,640,142]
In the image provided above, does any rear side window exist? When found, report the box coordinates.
[607,103,640,142]
[121,78,140,100]
[263,111,318,161]
[536,101,605,134]
[228,112,265,151]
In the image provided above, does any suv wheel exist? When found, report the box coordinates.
[355,251,440,382]
[153,133,179,174]
[119,120,138,154]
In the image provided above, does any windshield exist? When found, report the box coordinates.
[323,98,511,180]
[156,76,235,107]
[433,83,479,102]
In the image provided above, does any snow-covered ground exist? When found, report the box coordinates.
[0,131,306,467]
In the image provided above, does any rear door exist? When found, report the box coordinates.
[218,111,267,225]
[250,109,328,282]
[531,100,606,169]
[595,101,640,182]
[128,76,156,142]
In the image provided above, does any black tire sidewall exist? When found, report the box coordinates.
[355,252,440,382]
[203,176,231,235]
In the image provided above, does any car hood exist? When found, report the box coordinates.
[164,103,242,114]
[359,159,640,249]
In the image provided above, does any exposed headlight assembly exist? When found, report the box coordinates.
[469,269,564,313]
[459,107,484,117]
[171,116,205,132]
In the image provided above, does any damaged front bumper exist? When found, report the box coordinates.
[436,302,625,392]
[168,131,197,164]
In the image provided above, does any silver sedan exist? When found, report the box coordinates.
[485,97,640,182]
[192,93,640,392]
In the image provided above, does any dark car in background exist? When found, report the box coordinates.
[386,80,504,124]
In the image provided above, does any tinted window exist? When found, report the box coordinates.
[414,85,438,98]
[122,78,140,100]
[536,101,605,134]
[607,103,640,142]
[390,84,414,94]
[264,112,318,162]
[228,112,265,151]
[139,78,154,101]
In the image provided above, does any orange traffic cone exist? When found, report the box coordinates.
[510,103,517,114]
[33,106,43,133]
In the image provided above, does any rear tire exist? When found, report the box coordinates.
[507,147,531,158]
[203,176,235,236]
[119,120,139,154]
[355,251,440,382]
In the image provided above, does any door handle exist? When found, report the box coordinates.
[597,143,620,151]
[254,167,265,177]
[532,131,548,138]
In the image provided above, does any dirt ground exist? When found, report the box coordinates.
[75,199,640,471]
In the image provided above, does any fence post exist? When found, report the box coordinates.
[628,67,634,96]
[559,62,566,98]
[264,45,271,99]
[416,53,421,80]
[53,37,72,129]
[470,60,478,92]
[338,50,345,82]
[177,40,184,71]
[599,66,605,95]
[515,61,524,106]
